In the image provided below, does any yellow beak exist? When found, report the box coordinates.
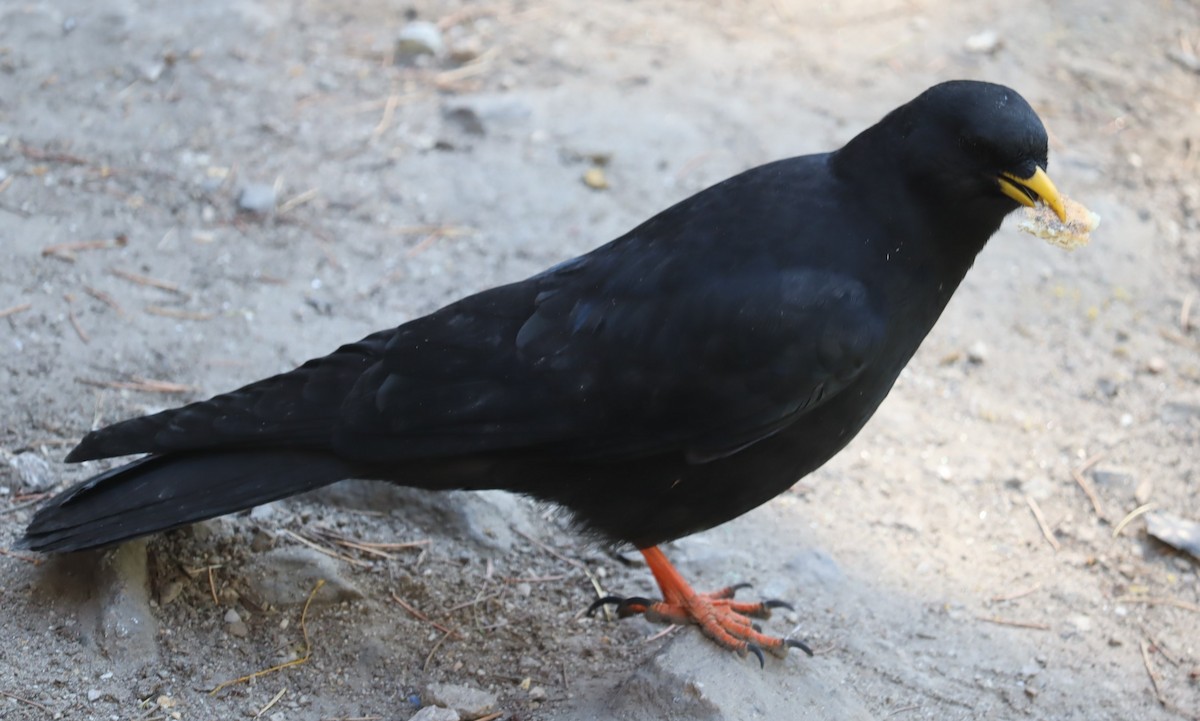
[998,167,1067,222]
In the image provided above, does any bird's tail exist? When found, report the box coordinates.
[16,450,356,553]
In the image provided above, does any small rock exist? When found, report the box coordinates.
[8,451,56,491]
[243,547,364,606]
[1095,377,1119,398]
[424,682,497,720]
[1145,511,1200,561]
[140,60,165,82]
[87,689,102,702]
[606,632,873,720]
[237,183,276,214]
[528,685,547,701]
[249,529,275,553]
[396,21,445,59]
[1168,49,1200,74]
[1067,614,1093,632]
[1146,356,1167,374]
[964,30,1002,54]
[1091,468,1134,491]
[1161,402,1200,425]
[966,341,988,364]
[158,579,184,606]
[249,503,278,521]
[444,107,486,136]
[408,707,459,721]
[1134,477,1153,505]
[583,167,609,190]
[226,616,249,638]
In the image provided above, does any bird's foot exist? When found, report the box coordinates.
[588,547,813,667]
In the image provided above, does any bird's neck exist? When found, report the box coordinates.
[832,123,1005,274]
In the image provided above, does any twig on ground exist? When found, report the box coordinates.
[0,689,50,713]
[207,565,219,606]
[390,593,463,639]
[83,285,125,315]
[211,580,325,695]
[283,530,372,568]
[1025,496,1060,551]
[0,303,32,319]
[371,94,399,139]
[278,188,319,215]
[1069,452,1106,519]
[1,493,53,516]
[1112,503,1155,538]
[144,305,214,321]
[646,624,681,643]
[77,377,198,394]
[1140,640,1168,707]
[1114,595,1200,614]
[19,144,89,165]
[1182,293,1194,333]
[422,629,454,673]
[976,616,1051,631]
[0,548,43,565]
[64,294,90,343]
[41,235,128,262]
[989,584,1041,603]
[255,688,287,718]
[109,268,189,297]
[442,589,502,615]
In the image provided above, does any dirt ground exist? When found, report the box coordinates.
[2,0,1199,719]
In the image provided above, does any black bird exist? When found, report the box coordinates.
[19,80,1075,664]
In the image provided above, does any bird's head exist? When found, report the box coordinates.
[837,80,1069,245]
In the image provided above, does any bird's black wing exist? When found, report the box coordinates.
[333,246,885,465]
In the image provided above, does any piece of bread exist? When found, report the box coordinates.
[1017,197,1100,250]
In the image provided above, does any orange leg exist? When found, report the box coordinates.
[589,546,813,666]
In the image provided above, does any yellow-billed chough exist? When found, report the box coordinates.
[18,80,1083,665]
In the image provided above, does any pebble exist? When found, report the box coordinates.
[964,30,1002,54]
[237,183,276,214]
[408,707,460,721]
[158,580,184,606]
[1161,402,1200,425]
[87,689,102,702]
[966,341,988,364]
[243,547,364,606]
[424,682,497,720]
[1146,356,1166,374]
[396,21,445,59]
[224,608,249,637]
[583,167,609,190]
[8,451,56,491]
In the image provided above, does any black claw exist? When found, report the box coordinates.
[587,595,654,618]
[752,622,763,633]
[729,582,753,593]
[786,638,815,657]
[764,599,794,612]
[586,595,626,616]
[747,643,766,669]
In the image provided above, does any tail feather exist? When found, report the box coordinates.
[17,450,355,553]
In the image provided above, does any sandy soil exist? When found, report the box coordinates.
[2,0,1199,719]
